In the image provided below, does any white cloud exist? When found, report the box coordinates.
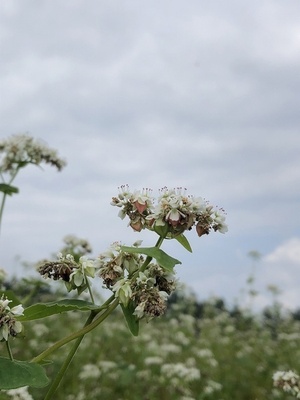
[264,238,300,264]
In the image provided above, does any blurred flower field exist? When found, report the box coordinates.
[1,283,300,400]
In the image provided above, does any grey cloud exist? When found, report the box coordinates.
[1,0,300,308]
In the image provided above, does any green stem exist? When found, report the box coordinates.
[42,298,119,400]
[43,311,94,400]
[86,277,95,304]
[140,235,164,273]
[0,169,19,236]
[5,340,14,361]
[31,296,117,364]
[0,193,7,236]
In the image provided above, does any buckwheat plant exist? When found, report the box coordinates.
[0,134,228,399]
[0,134,66,235]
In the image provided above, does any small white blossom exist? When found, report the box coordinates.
[0,296,24,341]
[79,364,101,379]
[161,362,201,382]
[133,301,146,318]
[4,385,33,400]
[144,356,164,366]
[10,304,24,316]
[112,279,132,306]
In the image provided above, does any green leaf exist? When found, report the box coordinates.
[121,246,181,272]
[0,183,19,196]
[0,357,49,389]
[120,302,139,336]
[18,299,100,321]
[174,234,193,253]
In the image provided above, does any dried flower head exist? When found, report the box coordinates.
[131,265,176,319]
[38,253,98,294]
[38,257,77,282]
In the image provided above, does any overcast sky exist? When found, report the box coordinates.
[1,0,300,311]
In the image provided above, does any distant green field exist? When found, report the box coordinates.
[2,287,300,400]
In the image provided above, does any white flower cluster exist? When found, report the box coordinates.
[98,242,177,319]
[111,186,154,232]
[0,134,66,176]
[60,235,92,258]
[38,253,98,294]
[160,362,201,383]
[273,370,300,398]
[65,254,98,291]
[0,295,24,341]
[98,242,143,288]
[111,186,228,237]
[3,385,33,400]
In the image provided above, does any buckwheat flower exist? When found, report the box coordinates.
[273,370,300,398]
[111,186,154,231]
[4,386,33,400]
[144,356,164,366]
[98,360,118,372]
[0,134,66,176]
[136,271,156,287]
[123,253,143,275]
[203,380,222,394]
[0,296,24,341]
[112,186,228,238]
[147,187,203,236]
[159,343,182,355]
[59,235,93,260]
[133,301,146,318]
[38,255,77,282]
[0,297,10,310]
[212,209,228,233]
[132,287,167,319]
[132,188,154,214]
[148,264,177,295]
[112,278,132,307]
[79,364,101,380]
[117,184,132,201]
[10,304,24,316]
[161,362,200,382]
[98,242,144,287]
[98,260,124,289]
[68,256,97,287]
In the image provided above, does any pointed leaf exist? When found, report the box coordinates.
[18,299,100,321]
[0,357,49,389]
[120,302,139,336]
[174,234,193,253]
[121,246,181,272]
[0,183,19,196]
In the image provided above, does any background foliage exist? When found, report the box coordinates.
[1,278,300,400]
